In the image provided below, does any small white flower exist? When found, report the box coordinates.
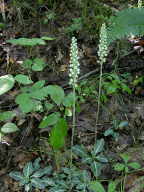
[69,37,80,87]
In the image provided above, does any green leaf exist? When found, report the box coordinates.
[15,93,34,113]
[120,153,130,163]
[32,58,46,71]
[1,123,19,133]
[41,36,56,40]
[89,180,105,192]
[90,161,103,177]
[33,158,41,171]
[46,85,65,105]
[32,166,52,177]
[49,118,68,150]
[63,92,75,107]
[104,128,114,136]
[128,162,141,169]
[114,163,125,172]
[31,80,45,90]
[92,139,105,155]
[15,74,33,85]
[9,171,23,181]
[31,178,47,189]
[7,38,46,46]
[108,181,117,192]
[29,87,48,100]
[0,75,15,95]
[96,154,108,163]
[23,162,34,178]
[0,111,16,121]
[118,121,128,128]
[44,102,54,111]
[72,145,89,158]
[39,112,60,128]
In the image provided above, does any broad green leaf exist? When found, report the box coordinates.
[1,123,19,133]
[0,111,16,121]
[63,92,75,107]
[32,166,52,177]
[108,181,117,192]
[7,38,46,46]
[0,75,15,95]
[96,154,108,163]
[15,93,34,113]
[46,85,65,105]
[49,118,68,150]
[92,139,105,155]
[72,145,89,158]
[89,180,105,192]
[23,162,34,178]
[9,171,23,181]
[39,112,60,128]
[128,162,141,169]
[120,153,130,163]
[32,58,46,71]
[90,161,103,177]
[114,163,125,171]
[29,87,49,100]
[22,59,33,69]
[15,74,33,85]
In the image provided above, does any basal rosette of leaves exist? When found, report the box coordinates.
[72,139,108,177]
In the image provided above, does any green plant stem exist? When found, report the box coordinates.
[71,85,76,163]
[95,61,103,142]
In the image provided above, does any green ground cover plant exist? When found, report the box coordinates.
[2,1,144,191]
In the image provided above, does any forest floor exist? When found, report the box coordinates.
[0,0,144,192]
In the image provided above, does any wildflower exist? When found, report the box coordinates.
[69,37,80,87]
[98,23,108,64]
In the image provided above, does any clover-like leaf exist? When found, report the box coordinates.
[0,75,15,95]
